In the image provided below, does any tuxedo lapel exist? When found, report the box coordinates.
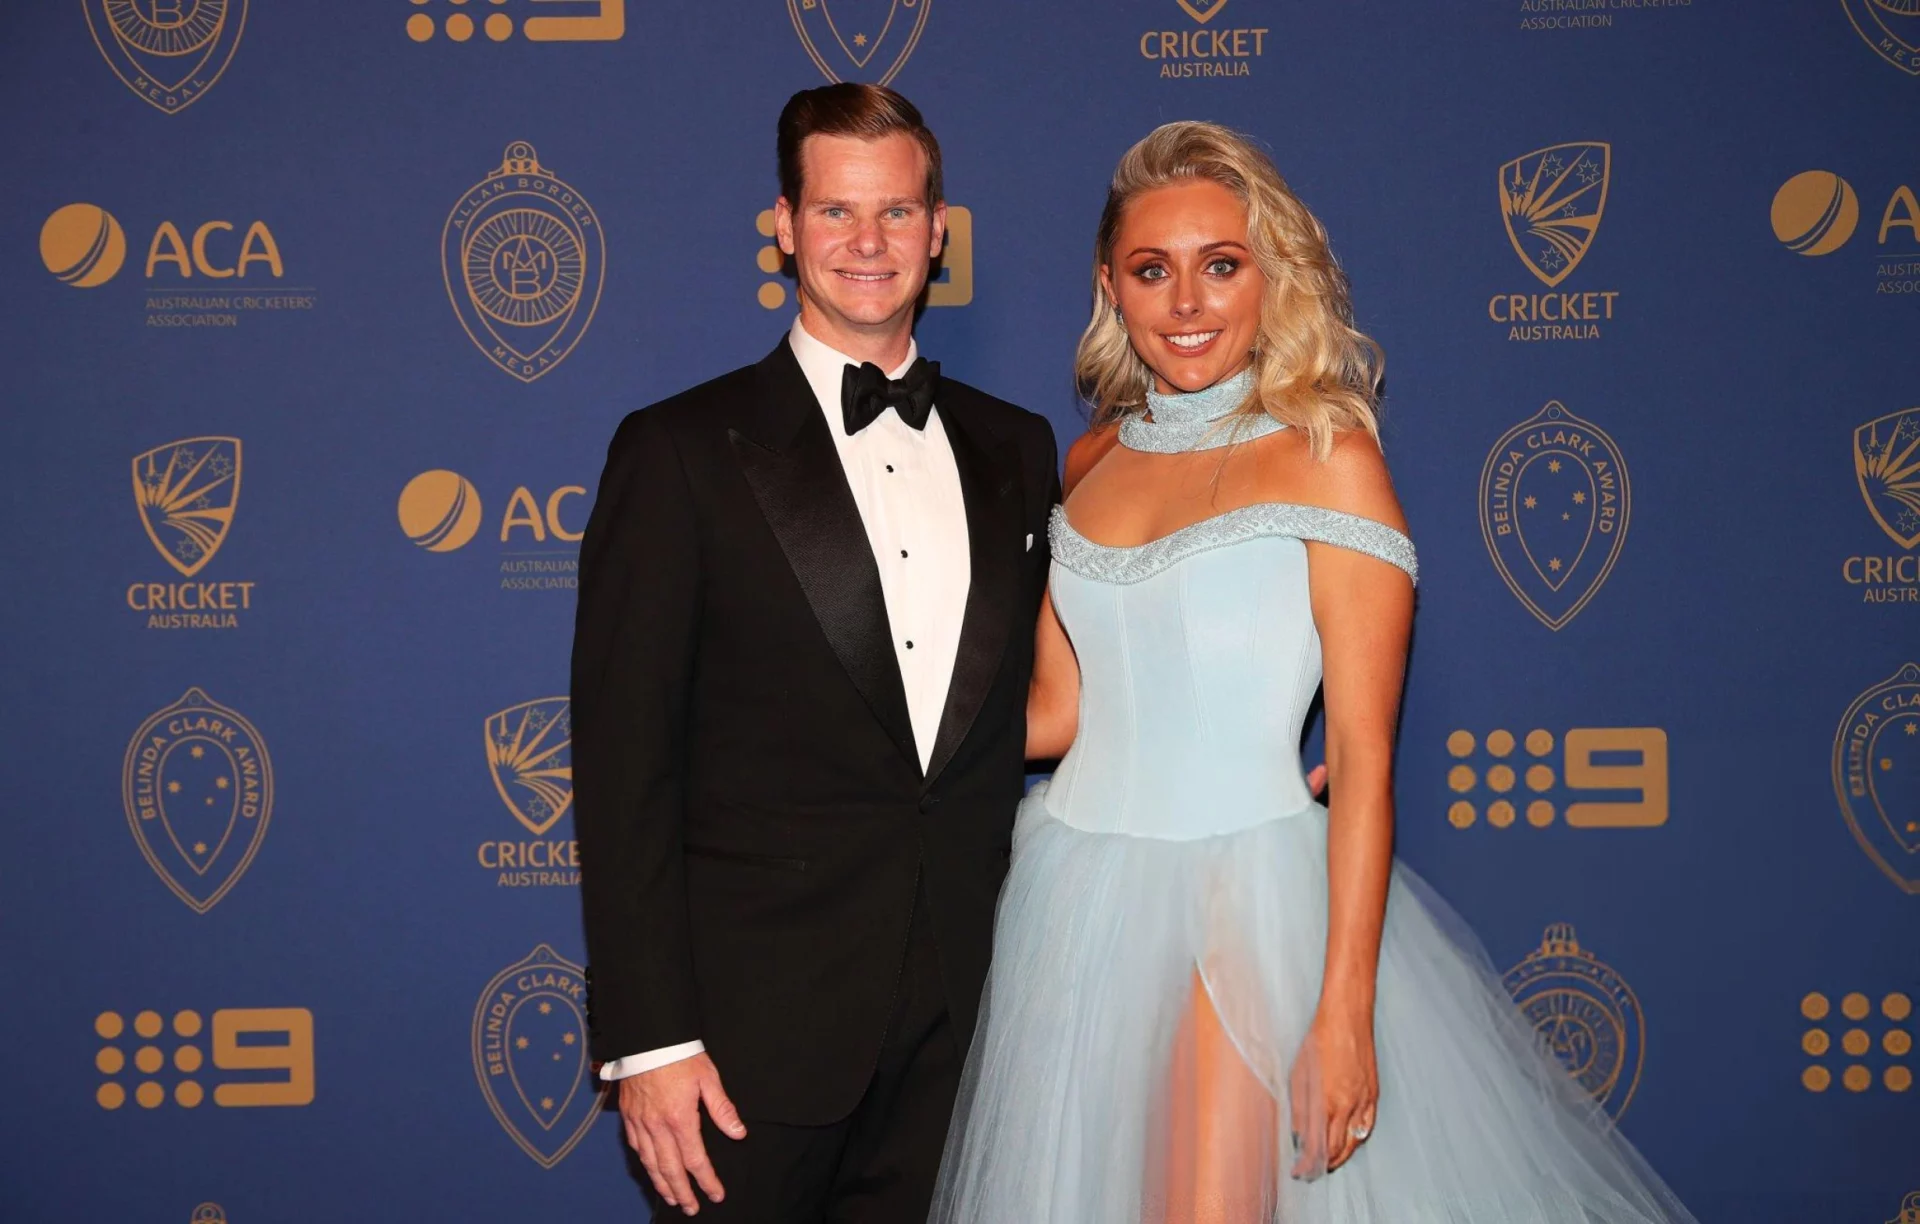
[730,342,919,769]
[923,390,1023,787]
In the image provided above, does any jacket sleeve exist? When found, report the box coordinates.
[572,407,703,1063]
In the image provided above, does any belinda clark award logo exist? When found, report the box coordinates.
[789,0,931,85]
[473,945,604,1167]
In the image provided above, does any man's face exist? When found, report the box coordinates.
[776,132,946,340]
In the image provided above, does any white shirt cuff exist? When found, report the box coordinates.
[598,1040,705,1080]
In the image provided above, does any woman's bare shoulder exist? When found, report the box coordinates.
[1063,423,1122,498]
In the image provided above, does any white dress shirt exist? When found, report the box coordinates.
[601,316,972,1081]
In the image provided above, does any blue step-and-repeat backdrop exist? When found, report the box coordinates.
[3,2,1915,1221]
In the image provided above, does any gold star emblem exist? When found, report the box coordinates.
[540,1096,555,1111]
[193,841,208,855]
[561,1032,576,1045]
[1571,491,1587,505]
[215,777,230,790]
[1547,459,1562,473]
[167,780,182,794]
[516,1036,529,1050]
[190,745,205,759]
[1548,558,1563,572]
[1523,495,1538,510]
[854,32,868,45]
[1905,722,1916,735]
[538,1001,552,1015]
[1562,512,1571,521]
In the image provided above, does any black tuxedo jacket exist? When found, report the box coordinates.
[572,338,1058,1125]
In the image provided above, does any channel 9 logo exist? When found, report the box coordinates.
[1445,727,1667,830]
[1799,990,1912,1094]
[94,1007,314,1110]
[406,0,624,42]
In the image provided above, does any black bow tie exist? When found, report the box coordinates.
[841,357,939,436]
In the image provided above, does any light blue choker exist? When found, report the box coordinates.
[1119,368,1285,453]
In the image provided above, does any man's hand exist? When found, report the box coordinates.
[617,1053,747,1216]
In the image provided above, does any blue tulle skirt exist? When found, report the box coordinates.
[930,784,1697,1223]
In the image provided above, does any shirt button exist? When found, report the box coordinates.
[905,640,914,649]
[885,464,895,473]
[900,549,909,558]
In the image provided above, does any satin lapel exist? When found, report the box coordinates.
[729,344,919,770]
[924,396,1022,786]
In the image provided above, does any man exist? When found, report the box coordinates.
[572,84,1058,1221]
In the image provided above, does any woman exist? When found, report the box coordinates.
[930,123,1696,1223]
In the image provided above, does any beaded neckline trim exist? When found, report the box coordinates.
[1119,368,1284,454]
[1049,502,1419,587]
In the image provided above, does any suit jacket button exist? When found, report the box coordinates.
[918,796,936,814]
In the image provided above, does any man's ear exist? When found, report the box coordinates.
[774,196,797,256]
[929,201,948,259]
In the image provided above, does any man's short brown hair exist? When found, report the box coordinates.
[777,83,944,208]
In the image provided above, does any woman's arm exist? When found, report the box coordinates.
[1295,430,1414,1176]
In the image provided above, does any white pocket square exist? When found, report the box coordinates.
[1025,533,1033,552]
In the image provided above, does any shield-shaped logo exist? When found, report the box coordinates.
[1479,401,1631,630]
[132,438,241,578]
[1854,408,1920,551]
[1499,142,1610,287]
[442,144,605,383]
[121,688,274,914]
[472,944,606,1168]
[83,0,249,115]
[1843,0,1920,75]
[788,0,931,85]
[1176,0,1231,24]
[1503,924,1644,1120]
[486,698,573,836]
[1832,662,1920,894]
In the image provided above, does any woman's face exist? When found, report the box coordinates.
[1101,180,1266,396]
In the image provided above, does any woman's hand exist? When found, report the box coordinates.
[1288,1002,1378,1180]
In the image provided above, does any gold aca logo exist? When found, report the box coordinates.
[752,206,972,310]
[1479,401,1630,630]
[789,0,931,86]
[473,945,605,1167]
[122,688,273,913]
[1138,0,1268,79]
[84,0,249,114]
[1503,924,1644,1119]
[405,0,624,43]
[1771,170,1920,295]
[1843,0,1920,74]
[93,1006,314,1110]
[1445,726,1667,830]
[41,203,126,287]
[442,143,605,383]
[1489,144,1618,341]
[480,699,579,887]
[1832,663,1920,893]
[397,469,584,591]
[1798,990,1913,1093]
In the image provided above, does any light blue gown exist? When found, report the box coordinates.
[931,380,1697,1223]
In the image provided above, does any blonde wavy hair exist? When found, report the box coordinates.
[1075,121,1383,460]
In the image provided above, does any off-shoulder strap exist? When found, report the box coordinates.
[1049,502,1419,587]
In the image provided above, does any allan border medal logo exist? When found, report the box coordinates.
[1479,401,1630,630]
[84,0,248,114]
[1856,408,1920,551]
[1832,663,1920,893]
[1844,0,1920,75]
[789,0,930,85]
[1504,923,1644,1119]
[473,945,604,1167]
[123,688,274,913]
[443,143,605,383]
